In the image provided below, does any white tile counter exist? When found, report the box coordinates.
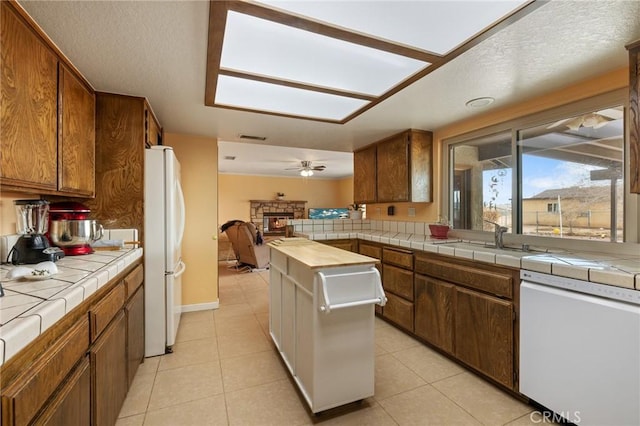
[291,221,640,291]
[0,247,143,365]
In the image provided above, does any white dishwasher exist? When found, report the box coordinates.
[520,270,640,426]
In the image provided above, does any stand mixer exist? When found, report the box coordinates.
[10,200,64,264]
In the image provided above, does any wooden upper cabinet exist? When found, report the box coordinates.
[628,40,640,193]
[145,106,161,147]
[0,1,95,197]
[353,144,376,203]
[377,133,410,202]
[409,130,433,202]
[378,129,433,203]
[0,1,58,191]
[353,129,433,204]
[58,65,96,196]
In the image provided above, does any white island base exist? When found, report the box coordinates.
[269,239,385,413]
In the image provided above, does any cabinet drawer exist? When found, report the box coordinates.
[383,292,414,332]
[382,264,414,301]
[322,239,356,253]
[124,264,143,299]
[383,247,413,269]
[414,256,512,299]
[90,282,125,342]
[1,317,89,426]
[359,243,381,259]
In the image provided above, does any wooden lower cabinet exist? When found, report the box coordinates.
[90,311,128,426]
[382,264,413,301]
[126,286,145,387]
[454,287,514,388]
[32,357,91,426]
[383,292,414,332]
[414,274,454,354]
[320,239,358,252]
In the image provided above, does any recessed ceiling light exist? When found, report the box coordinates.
[465,97,495,108]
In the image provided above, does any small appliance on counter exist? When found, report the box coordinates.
[10,200,64,265]
[48,202,103,255]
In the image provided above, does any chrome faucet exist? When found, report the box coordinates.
[483,220,508,249]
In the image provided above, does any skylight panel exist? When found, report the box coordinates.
[221,11,429,96]
[259,0,531,55]
[215,75,369,121]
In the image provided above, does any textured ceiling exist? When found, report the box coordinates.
[17,0,640,177]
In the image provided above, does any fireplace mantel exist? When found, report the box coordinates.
[250,200,307,233]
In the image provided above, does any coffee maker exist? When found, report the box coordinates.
[10,200,64,264]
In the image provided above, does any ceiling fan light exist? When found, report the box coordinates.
[300,169,313,177]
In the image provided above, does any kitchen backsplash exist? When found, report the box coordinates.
[287,219,440,235]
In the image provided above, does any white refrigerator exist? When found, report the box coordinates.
[144,146,186,357]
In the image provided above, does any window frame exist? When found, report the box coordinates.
[442,88,638,248]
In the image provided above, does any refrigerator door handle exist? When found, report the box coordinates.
[176,180,186,247]
[173,259,187,278]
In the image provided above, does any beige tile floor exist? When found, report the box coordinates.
[116,262,542,426]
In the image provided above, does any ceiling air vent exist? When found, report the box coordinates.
[239,134,267,141]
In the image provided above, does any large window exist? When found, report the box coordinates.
[449,96,626,242]
[518,106,624,241]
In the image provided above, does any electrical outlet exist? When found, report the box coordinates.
[408,207,416,217]
[0,234,20,263]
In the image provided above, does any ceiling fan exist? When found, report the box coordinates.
[547,112,614,131]
[286,160,326,177]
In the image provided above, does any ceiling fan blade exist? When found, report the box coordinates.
[546,118,571,129]
[312,166,326,171]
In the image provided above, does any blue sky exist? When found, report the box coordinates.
[483,156,602,205]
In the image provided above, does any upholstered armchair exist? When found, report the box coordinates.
[223,222,270,270]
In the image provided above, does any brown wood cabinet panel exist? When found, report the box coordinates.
[382,247,413,270]
[90,282,125,342]
[0,2,58,192]
[353,145,377,203]
[414,256,512,299]
[383,292,414,332]
[628,40,640,193]
[415,274,454,354]
[320,239,358,253]
[87,93,158,245]
[454,287,513,388]
[409,130,433,202]
[376,133,409,202]
[91,311,127,426]
[58,64,96,196]
[124,264,144,299]
[1,317,89,426]
[32,356,91,426]
[126,286,145,388]
[359,242,381,259]
[145,106,161,146]
[382,264,414,301]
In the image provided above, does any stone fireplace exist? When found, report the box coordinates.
[250,200,307,235]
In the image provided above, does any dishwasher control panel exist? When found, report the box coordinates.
[521,270,640,305]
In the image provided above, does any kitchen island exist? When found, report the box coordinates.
[268,238,385,413]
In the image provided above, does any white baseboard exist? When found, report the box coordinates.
[181,301,219,312]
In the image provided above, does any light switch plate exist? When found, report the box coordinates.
[408,207,416,217]
[0,234,20,263]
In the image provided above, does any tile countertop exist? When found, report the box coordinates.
[297,231,640,291]
[0,247,143,366]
